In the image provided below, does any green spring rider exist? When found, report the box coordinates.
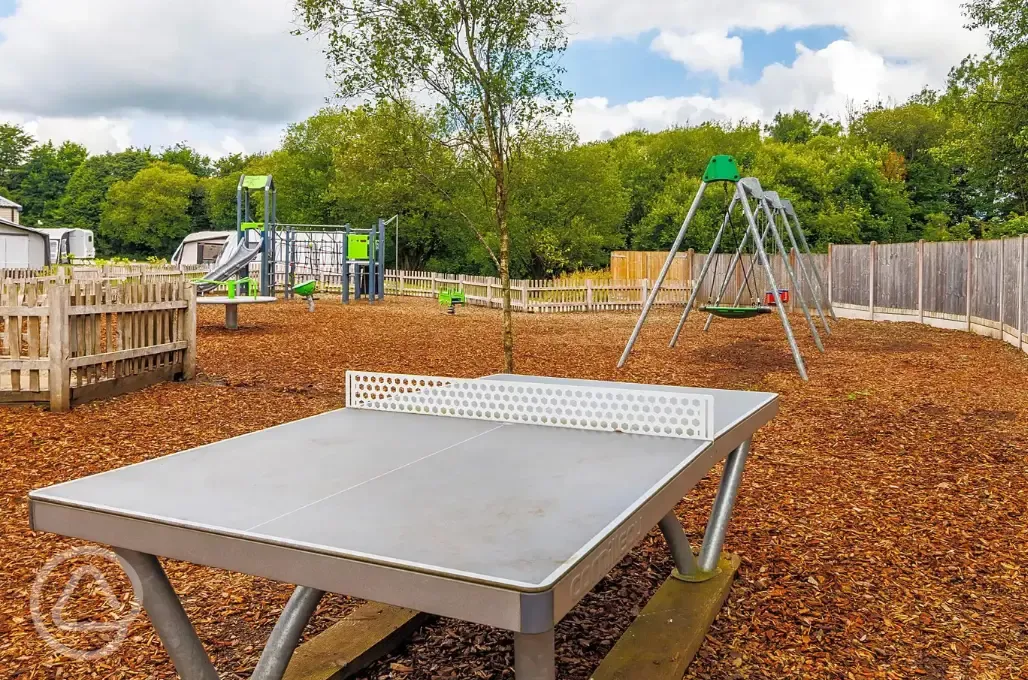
[439,289,466,314]
[293,279,317,312]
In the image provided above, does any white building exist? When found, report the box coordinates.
[0,217,50,268]
[0,194,22,225]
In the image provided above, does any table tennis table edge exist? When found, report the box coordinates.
[28,394,777,633]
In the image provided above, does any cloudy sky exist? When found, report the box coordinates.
[0,0,988,157]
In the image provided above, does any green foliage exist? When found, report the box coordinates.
[2,0,1028,272]
[983,213,1028,238]
[5,141,87,225]
[160,143,213,178]
[57,149,155,236]
[765,111,841,144]
[100,161,199,257]
[0,123,35,186]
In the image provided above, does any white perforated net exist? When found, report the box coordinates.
[346,372,714,440]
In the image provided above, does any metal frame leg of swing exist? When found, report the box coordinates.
[619,183,710,368]
[790,211,837,321]
[757,199,824,354]
[778,208,831,334]
[738,189,809,380]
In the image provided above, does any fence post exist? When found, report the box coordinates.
[1019,234,1025,352]
[999,238,1005,336]
[47,285,71,412]
[586,279,593,312]
[686,249,695,286]
[917,239,925,325]
[183,283,197,380]
[827,243,833,307]
[521,280,529,312]
[868,241,877,321]
[966,238,974,332]
[640,278,648,308]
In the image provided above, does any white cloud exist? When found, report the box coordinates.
[0,0,992,153]
[566,0,988,142]
[571,39,946,142]
[651,31,743,80]
[572,95,762,141]
[728,40,935,120]
[0,0,332,155]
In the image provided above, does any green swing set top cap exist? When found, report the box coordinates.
[702,155,742,183]
[241,175,270,190]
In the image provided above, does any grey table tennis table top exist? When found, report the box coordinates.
[29,374,777,632]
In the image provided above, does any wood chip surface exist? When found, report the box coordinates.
[2,298,1025,679]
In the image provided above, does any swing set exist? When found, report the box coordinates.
[618,155,836,380]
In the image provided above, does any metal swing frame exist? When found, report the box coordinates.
[617,158,824,380]
[779,197,837,321]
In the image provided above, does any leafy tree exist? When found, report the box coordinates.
[323,104,475,271]
[57,149,155,235]
[0,123,35,187]
[765,111,840,144]
[212,153,249,177]
[160,143,213,178]
[297,0,573,372]
[7,142,88,225]
[100,162,199,257]
[507,130,627,276]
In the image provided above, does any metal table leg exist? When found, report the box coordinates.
[225,303,239,330]
[114,549,323,680]
[658,511,700,580]
[251,586,326,680]
[115,549,219,680]
[657,438,753,583]
[515,629,555,680]
[697,439,751,573]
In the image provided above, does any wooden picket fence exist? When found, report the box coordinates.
[0,279,197,411]
[0,263,209,286]
[384,270,693,312]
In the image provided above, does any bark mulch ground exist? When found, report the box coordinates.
[1,298,1026,679]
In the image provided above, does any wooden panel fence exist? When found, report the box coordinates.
[0,279,197,411]
[829,236,1027,355]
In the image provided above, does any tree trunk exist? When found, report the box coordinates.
[496,169,514,373]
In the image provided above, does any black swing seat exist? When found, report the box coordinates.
[700,305,773,319]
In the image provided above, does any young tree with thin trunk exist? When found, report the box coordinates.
[294,0,572,372]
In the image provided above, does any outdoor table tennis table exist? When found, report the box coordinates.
[29,372,778,680]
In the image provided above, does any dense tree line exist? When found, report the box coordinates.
[0,0,1026,276]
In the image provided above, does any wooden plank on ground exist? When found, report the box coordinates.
[590,553,741,680]
[282,602,429,680]
[70,362,180,407]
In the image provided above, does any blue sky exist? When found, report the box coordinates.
[561,26,847,104]
[0,1,988,155]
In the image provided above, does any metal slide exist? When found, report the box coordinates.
[195,234,264,293]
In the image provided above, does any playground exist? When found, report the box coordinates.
[2,296,1026,679]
